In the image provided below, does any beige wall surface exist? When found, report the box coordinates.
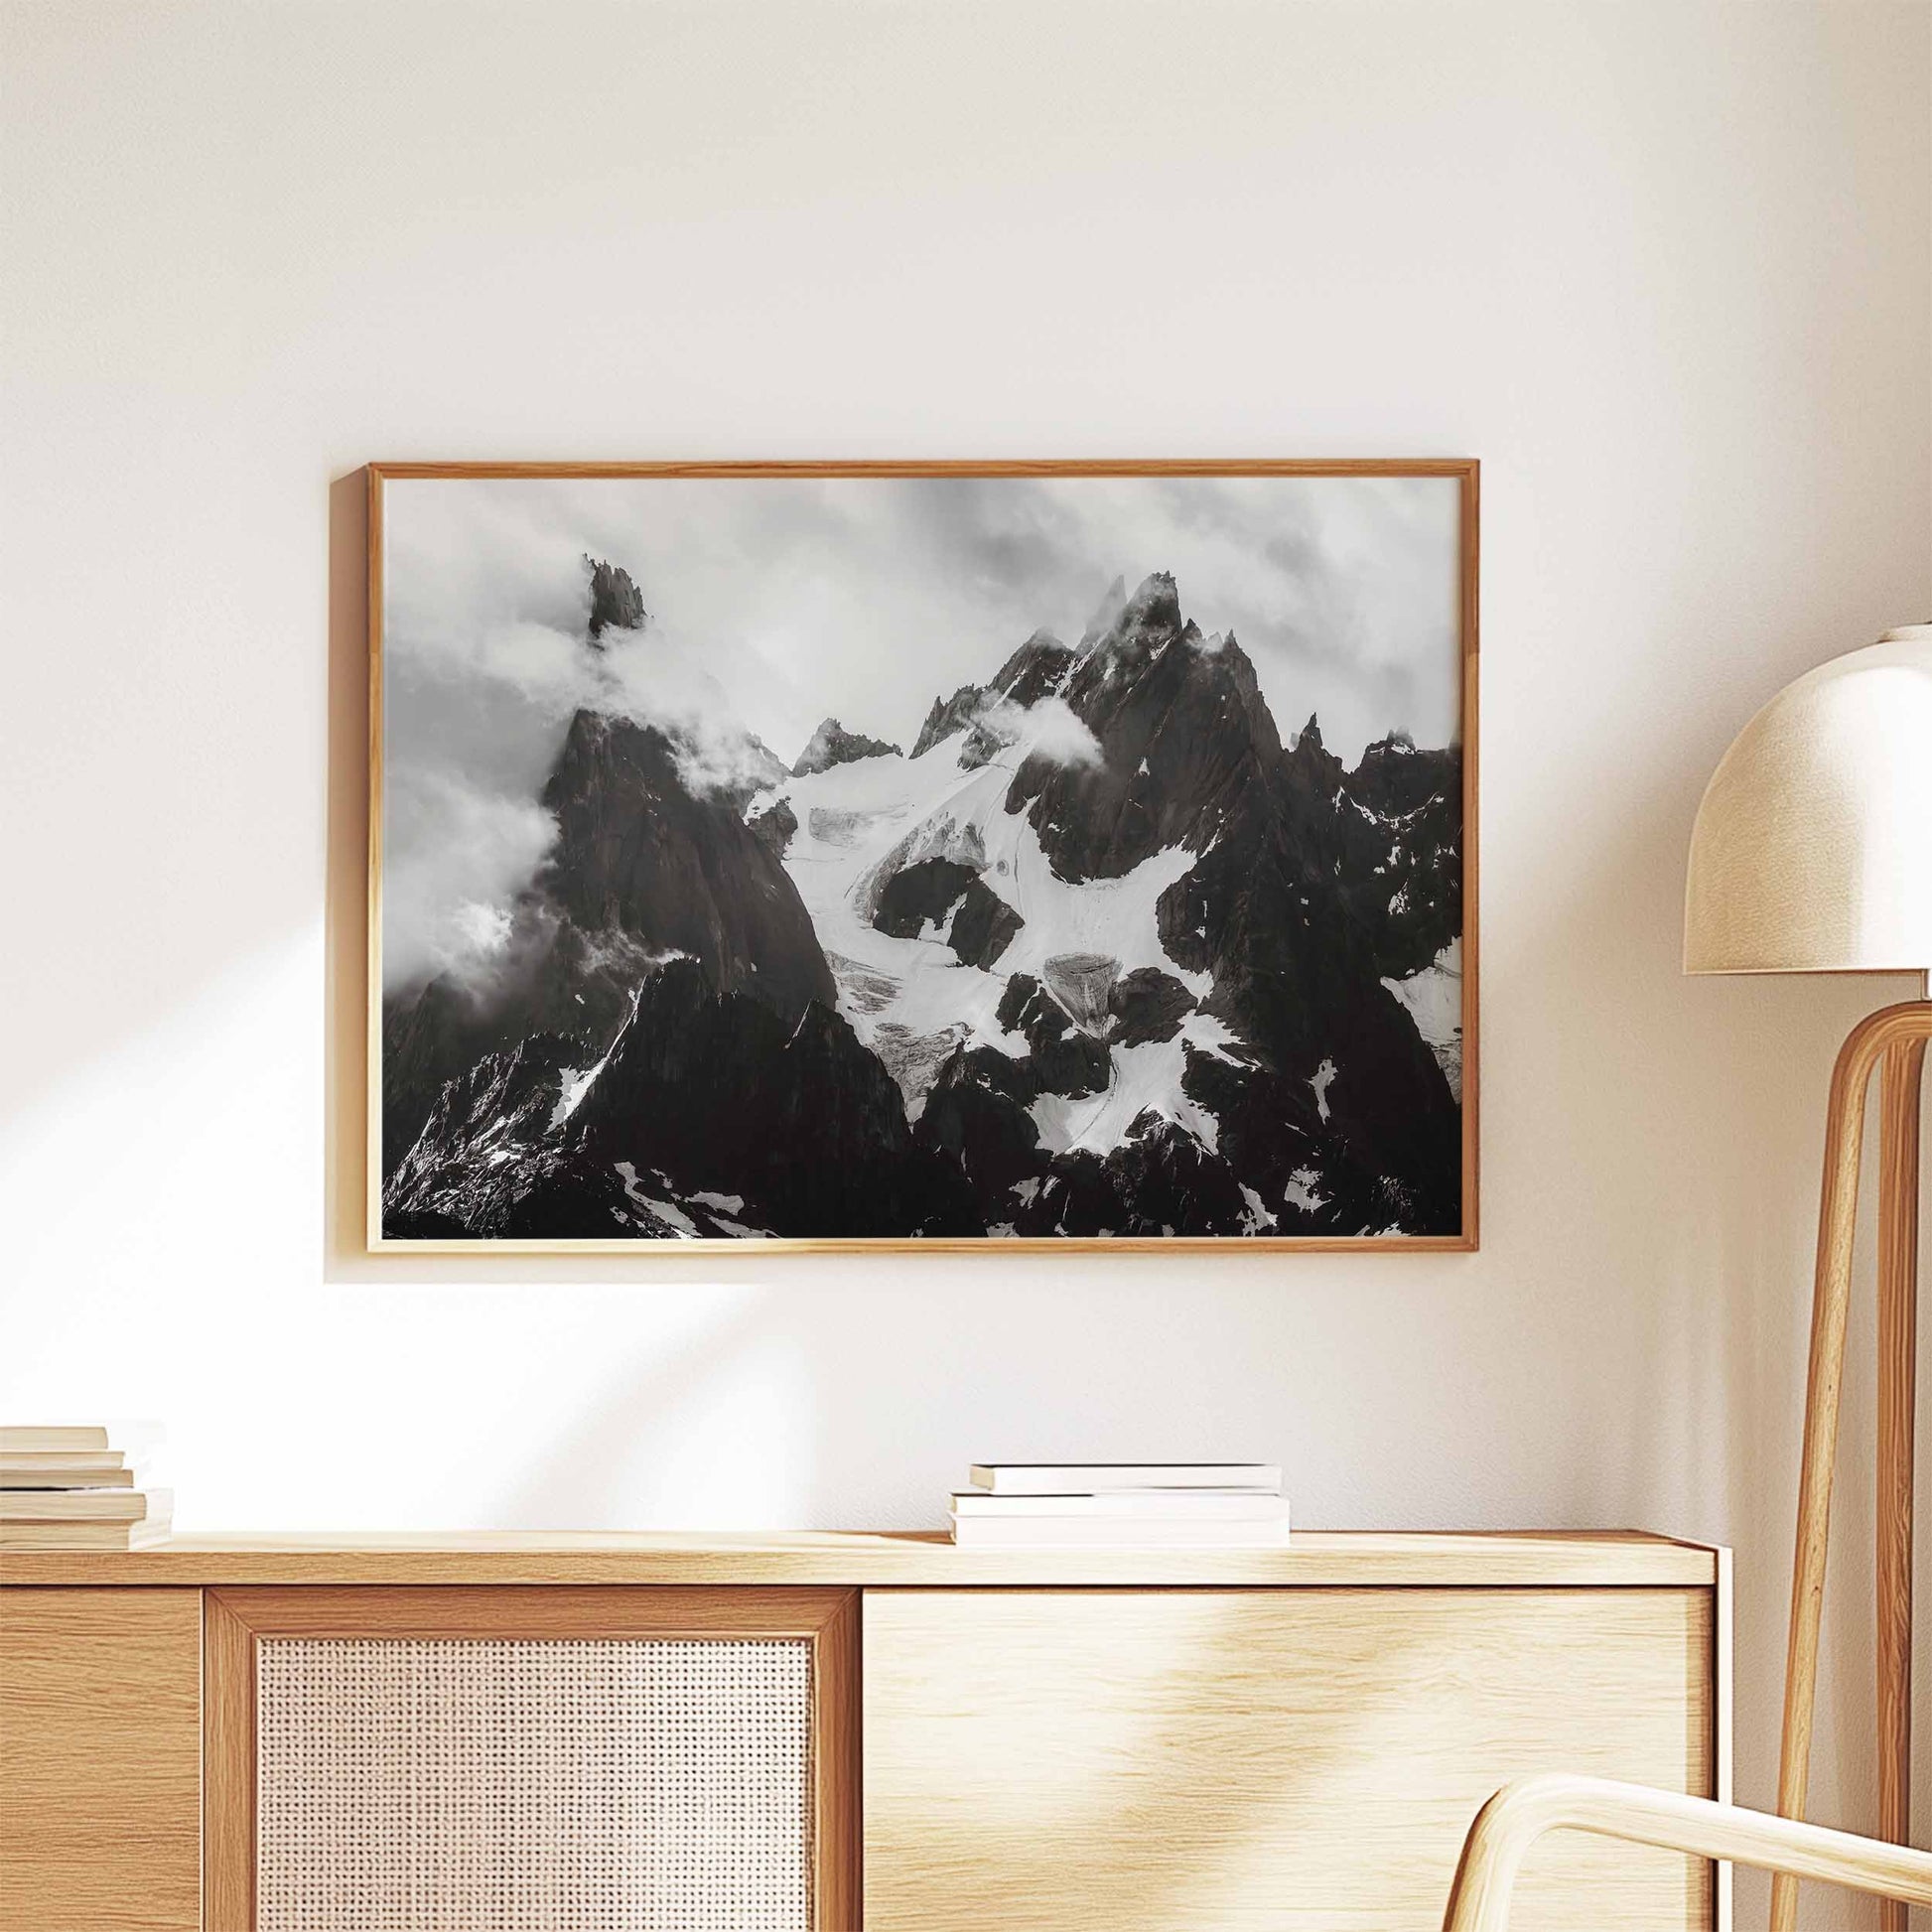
[1,3,1927,1923]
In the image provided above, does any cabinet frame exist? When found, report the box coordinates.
[203,1585,860,1932]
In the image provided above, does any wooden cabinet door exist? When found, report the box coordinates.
[207,1586,859,1932]
[0,1587,202,1932]
[863,1587,1715,1932]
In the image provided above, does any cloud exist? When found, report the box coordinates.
[381,766,559,993]
[978,693,1103,769]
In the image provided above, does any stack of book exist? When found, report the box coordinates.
[951,1462,1290,1548]
[0,1425,171,1550]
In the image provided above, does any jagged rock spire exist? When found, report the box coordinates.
[586,557,646,642]
[792,717,901,776]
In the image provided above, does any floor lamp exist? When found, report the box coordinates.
[1685,624,1932,1932]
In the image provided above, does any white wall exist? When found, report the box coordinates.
[4,0,1929,1912]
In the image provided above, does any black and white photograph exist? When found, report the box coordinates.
[373,464,1474,1248]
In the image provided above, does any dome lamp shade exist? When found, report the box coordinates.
[1684,625,1932,975]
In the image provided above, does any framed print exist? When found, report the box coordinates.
[368,461,1476,1251]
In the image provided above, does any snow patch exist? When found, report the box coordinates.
[1382,937,1463,1100]
[1309,1058,1337,1123]
[1238,1183,1278,1234]
[548,1056,608,1130]
[707,1214,774,1239]
[1029,1017,1232,1159]
[1284,1166,1329,1212]
[614,1162,699,1238]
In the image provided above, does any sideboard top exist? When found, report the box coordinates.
[0,1529,1721,1587]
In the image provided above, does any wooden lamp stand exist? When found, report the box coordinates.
[1774,998,1932,1932]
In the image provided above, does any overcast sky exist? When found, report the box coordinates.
[380,472,1461,991]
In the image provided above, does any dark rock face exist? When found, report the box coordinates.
[1109,968,1195,1046]
[383,1032,662,1238]
[792,717,901,775]
[538,715,833,1019]
[912,684,984,759]
[1335,731,1461,978]
[996,973,1111,1097]
[872,858,1022,969]
[387,962,983,1240]
[380,708,833,1178]
[565,961,978,1237]
[946,878,1023,969]
[873,858,981,940]
[917,1045,1043,1206]
[910,629,1073,760]
[1008,572,1281,885]
[747,796,797,857]
[586,558,645,640]
[989,628,1074,705]
[1102,1113,1253,1235]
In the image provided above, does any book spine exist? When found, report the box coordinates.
[968,1465,1282,1495]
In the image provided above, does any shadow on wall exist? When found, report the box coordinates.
[324,470,368,1280]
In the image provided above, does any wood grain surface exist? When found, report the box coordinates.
[0,1527,1718,1589]
[863,1586,1715,1932]
[1,1587,202,1932]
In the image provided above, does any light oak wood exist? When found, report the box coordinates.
[1773,1001,1932,1932]
[1444,1775,1932,1932]
[363,458,1480,1256]
[203,1589,254,1932]
[863,1587,1714,1932]
[814,1587,863,1932]
[204,1586,860,1932]
[0,1527,1720,1589]
[1715,1546,1735,1932]
[1877,1036,1924,1932]
[0,1587,202,1932]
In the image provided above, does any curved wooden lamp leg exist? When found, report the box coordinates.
[1772,1020,1879,1932]
[1877,1038,1925,1932]
[1772,1004,1932,1932]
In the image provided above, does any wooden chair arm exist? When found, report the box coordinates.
[1442,1775,1932,1932]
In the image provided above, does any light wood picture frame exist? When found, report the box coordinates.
[367,461,1477,1253]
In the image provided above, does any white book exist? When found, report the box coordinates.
[951,1512,1290,1549]
[0,1426,111,1451]
[0,1450,132,1486]
[0,1487,170,1524]
[952,1490,1289,1520]
[0,1518,172,1551]
[968,1462,1281,1495]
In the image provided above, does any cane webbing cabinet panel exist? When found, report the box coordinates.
[0,1532,1726,1932]
[254,1636,812,1931]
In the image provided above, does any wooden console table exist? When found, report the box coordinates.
[0,1530,1727,1932]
